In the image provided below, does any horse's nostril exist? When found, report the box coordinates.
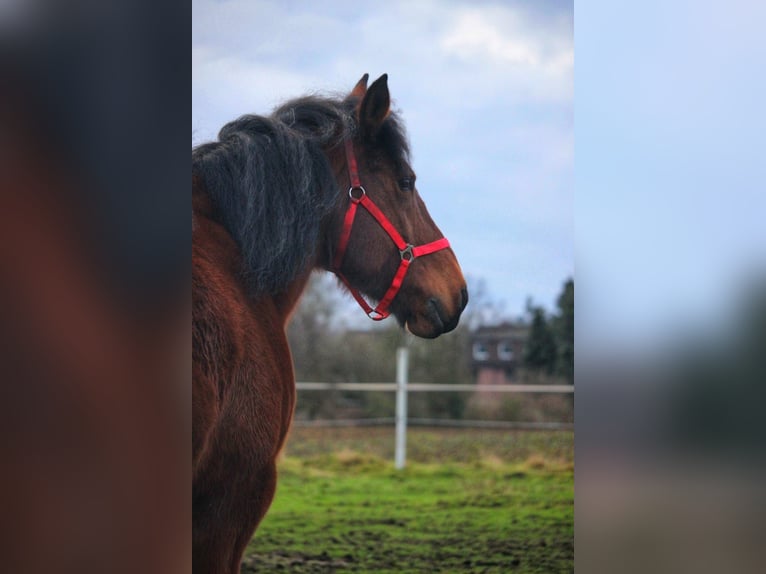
[459,287,469,312]
[427,297,445,329]
[428,297,441,315]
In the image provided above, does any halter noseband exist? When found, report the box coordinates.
[332,139,451,320]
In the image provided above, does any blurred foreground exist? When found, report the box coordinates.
[1,2,188,573]
[576,280,766,574]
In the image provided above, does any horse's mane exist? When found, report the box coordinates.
[192,93,410,295]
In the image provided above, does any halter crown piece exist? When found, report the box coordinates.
[332,139,451,320]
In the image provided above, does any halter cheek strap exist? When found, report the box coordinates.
[332,139,451,320]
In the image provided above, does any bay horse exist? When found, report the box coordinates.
[192,73,468,573]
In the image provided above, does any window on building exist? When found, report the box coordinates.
[472,342,490,360]
[497,341,514,361]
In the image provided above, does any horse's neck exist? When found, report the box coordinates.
[193,176,320,327]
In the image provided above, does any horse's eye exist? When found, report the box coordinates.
[398,177,414,191]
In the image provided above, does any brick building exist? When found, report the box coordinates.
[469,322,529,384]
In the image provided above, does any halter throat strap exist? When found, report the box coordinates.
[332,139,450,320]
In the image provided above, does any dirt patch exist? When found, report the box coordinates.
[241,550,353,573]
[244,536,573,573]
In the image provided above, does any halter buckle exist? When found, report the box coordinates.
[399,244,415,261]
[367,309,388,321]
[348,186,366,203]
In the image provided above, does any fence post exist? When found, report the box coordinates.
[394,344,409,469]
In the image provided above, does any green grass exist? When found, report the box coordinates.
[243,428,573,573]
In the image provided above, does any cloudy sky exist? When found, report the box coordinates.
[192,0,573,322]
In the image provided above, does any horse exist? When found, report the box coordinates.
[192,73,468,573]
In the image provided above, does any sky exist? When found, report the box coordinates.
[192,0,574,323]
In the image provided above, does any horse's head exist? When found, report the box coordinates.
[325,74,468,339]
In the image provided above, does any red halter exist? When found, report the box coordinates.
[332,139,451,320]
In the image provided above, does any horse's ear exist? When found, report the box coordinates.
[358,73,390,139]
[350,73,369,99]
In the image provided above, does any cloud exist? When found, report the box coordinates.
[434,3,573,104]
[192,0,573,117]
[443,14,536,65]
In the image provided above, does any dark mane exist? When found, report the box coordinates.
[191,93,411,295]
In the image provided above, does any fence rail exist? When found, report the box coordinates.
[296,346,573,469]
[296,382,574,393]
[292,417,572,431]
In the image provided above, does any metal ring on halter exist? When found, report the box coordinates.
[399,244,415,261]
[348,186,366,202]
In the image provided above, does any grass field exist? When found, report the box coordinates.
[242,427,573,573]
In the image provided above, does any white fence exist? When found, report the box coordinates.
[295,346,574,469]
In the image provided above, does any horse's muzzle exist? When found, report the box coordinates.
[406,285,468,339]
